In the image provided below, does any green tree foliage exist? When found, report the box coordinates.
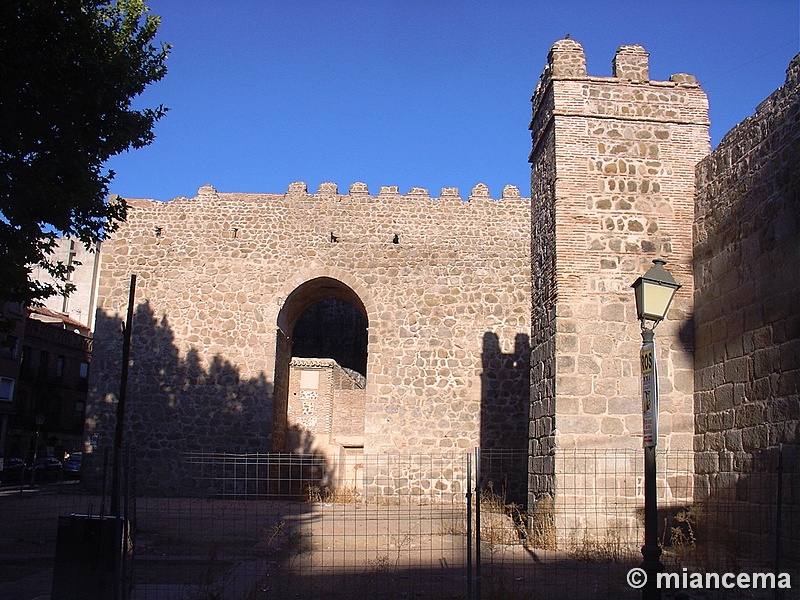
[0,0,169,307]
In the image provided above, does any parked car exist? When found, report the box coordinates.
[25,457,63,481]
[0,457,24,484]
[63,453,82,478]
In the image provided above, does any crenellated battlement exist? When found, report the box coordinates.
[532,38,703,116]
[538,37,703,86]
[120,178,531,251]
[530,38,709,169]
[154,181,527,206]
[200,181,525,203]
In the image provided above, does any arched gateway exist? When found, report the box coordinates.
[273,277,369,486]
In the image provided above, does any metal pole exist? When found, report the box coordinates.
[30,425,41,486]
[111,274,136,518]
[466,451,473,600]
[475,447,482,600]
[640,327,662,600]
[642,444,661,599]
[775,443,783,600]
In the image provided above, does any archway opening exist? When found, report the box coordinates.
[273,278,368,460]
[292,298,367,378]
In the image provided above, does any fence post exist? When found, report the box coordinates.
[775,443,783,600]
[475,447,482,600]
[100,446,109,518]
[467,451,473,600]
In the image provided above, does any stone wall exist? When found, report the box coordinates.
[528,64,558,503]
[528,39,709,528]
[85,182,531,493]
[694,53,799,558]
[82,38,799,526]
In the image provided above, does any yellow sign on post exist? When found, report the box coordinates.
[640,342,658,447]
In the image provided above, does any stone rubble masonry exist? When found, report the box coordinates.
[82,35,799,520]
[693,53,799,554]
[528,39,709,519]
[85,182,531,493]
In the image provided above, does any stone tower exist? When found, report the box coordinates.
[528,40,710,516]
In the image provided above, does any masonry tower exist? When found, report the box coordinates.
[528,40,710,517]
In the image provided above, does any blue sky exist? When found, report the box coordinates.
[106,0,800,202]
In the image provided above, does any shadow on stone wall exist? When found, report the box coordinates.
[84,301,330,498]
[659,446,799,573]
[689,52,800,570]
[480,332,530,507]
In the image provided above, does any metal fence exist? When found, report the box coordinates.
[0,447,796,600]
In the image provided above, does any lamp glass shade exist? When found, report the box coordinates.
[631,259,681,323]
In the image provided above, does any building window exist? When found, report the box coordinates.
[74,401,85,429]
[0,377,14,402]
[2,335,19,359]
[39,351,49,379]
[20,346,32,378]
[77,361,89,390]
[55,356,65,379]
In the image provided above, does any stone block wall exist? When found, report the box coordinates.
[528,39,709,528]
[85,182,531,493]
[694,53,799,559]
[528,61,558,501]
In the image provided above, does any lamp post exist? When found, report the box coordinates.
[631,259,681,600]
[31,413,45,485]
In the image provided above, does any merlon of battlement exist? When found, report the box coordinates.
[278,182,524,201]
[539,38,699,88]
[612,44,649,81]
[170,183,526,204]
[547,37,586,78]
[317,182,338,195]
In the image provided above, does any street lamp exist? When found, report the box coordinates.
[631,259,681,600]
[632,259,680,327]
[31,413,45,485]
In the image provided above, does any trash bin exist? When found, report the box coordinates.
[51,514,131,600]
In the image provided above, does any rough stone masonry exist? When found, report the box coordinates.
[85,37,798,546]
[86,181,531,494]
[527,40,708,519]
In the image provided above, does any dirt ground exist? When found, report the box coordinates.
[1,487,793,600]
